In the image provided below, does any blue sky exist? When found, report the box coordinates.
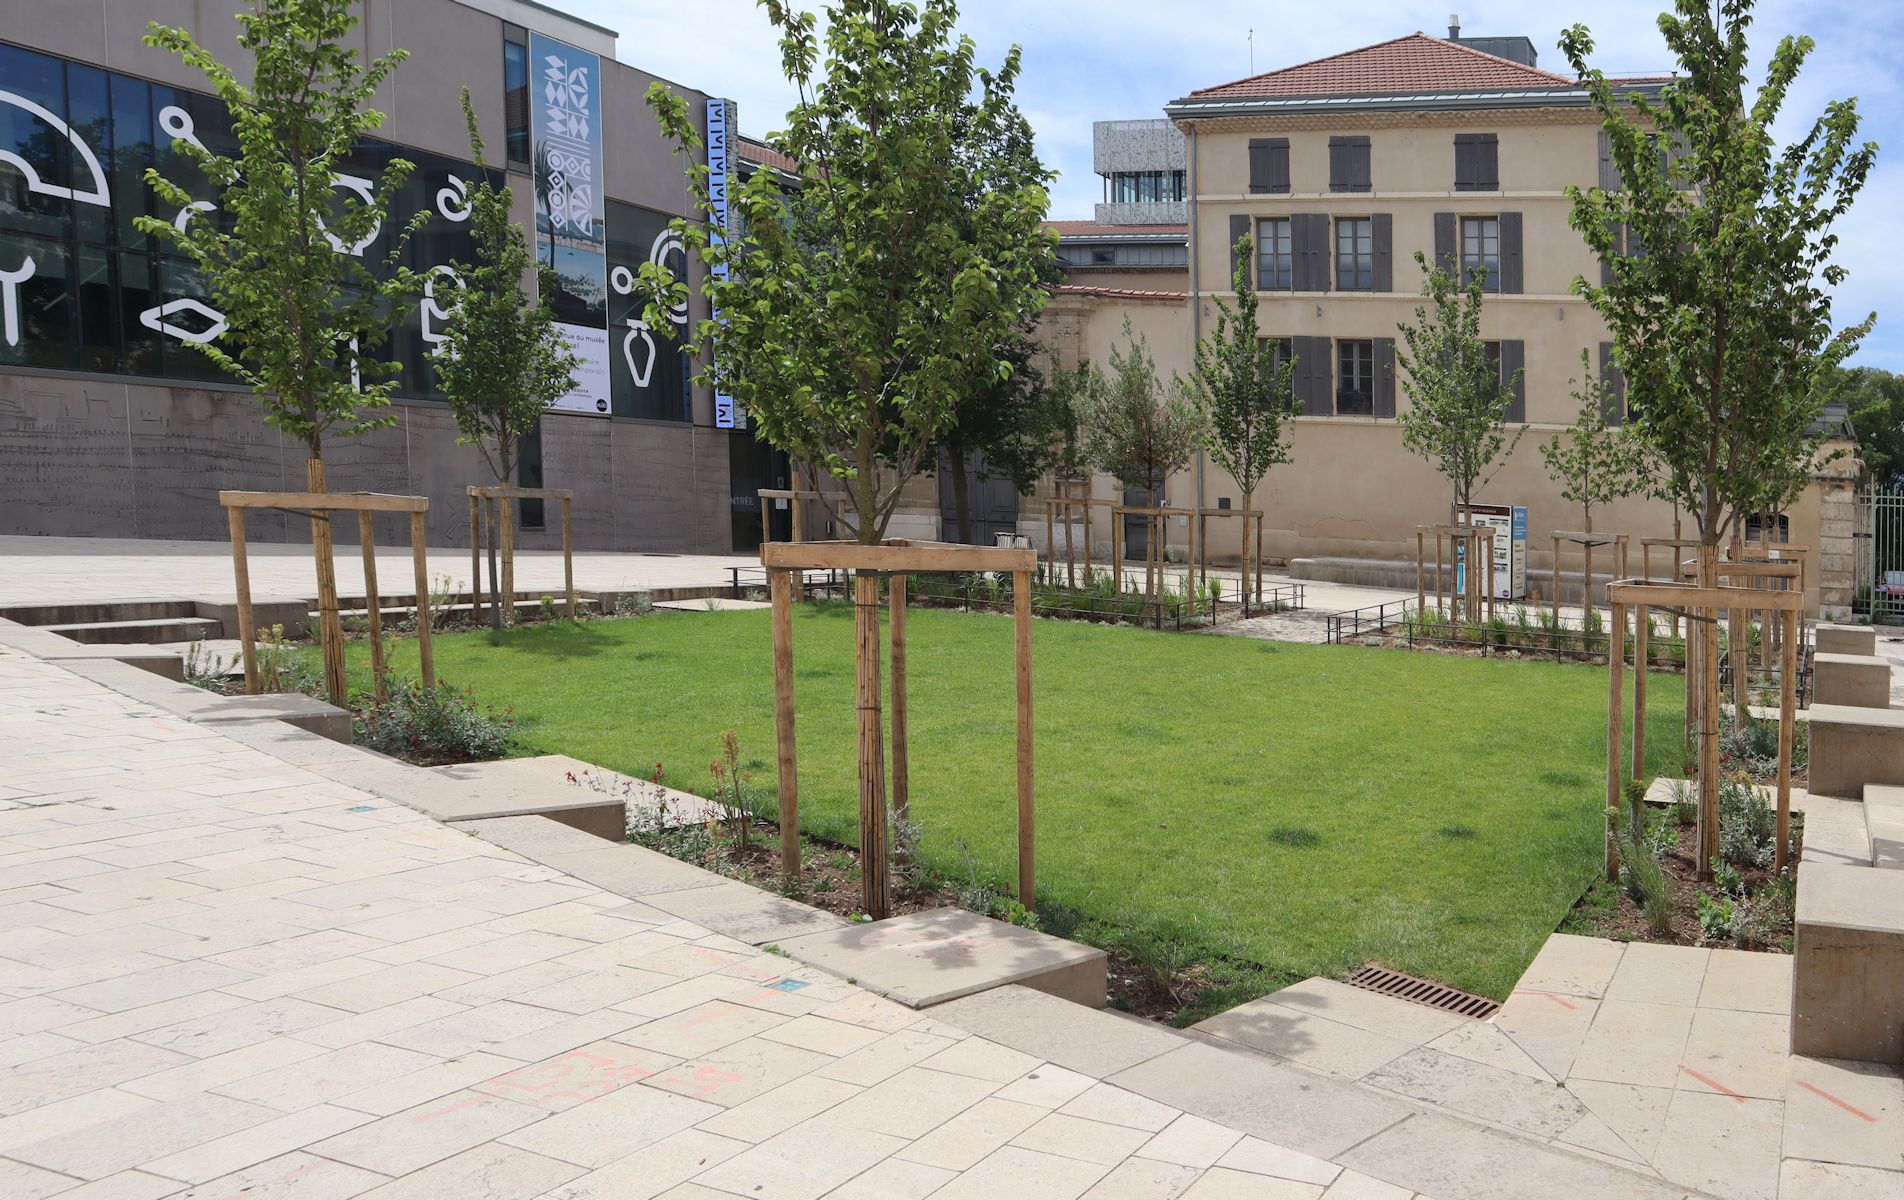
[565,0,1901,368]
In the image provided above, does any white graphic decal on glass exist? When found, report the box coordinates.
[651,230,687,327]
[322,174,382,256]
[621,318,656,388]
[420,265,462,352]
[0,89,110,205]
[139,297,227,344]
[173,200,215,231]
[0,254,36,346]
[157,105,207,153]
[436,174,470,222]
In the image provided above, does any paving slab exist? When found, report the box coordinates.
[1780,1159,1904,1198]
[477,754,724,826]
[1361,1046,1587,1138]
[1510,933,1626,1000]
[1337,1110,1689,1200]
[638,878,850,945]
[928,985,1185,1078]
[1192,1001,1415,1080]
[775,907,1108,1009]
[1783,1056,1904,1170]
[420,762,627,840]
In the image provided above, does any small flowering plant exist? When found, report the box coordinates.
[354,675,513,764]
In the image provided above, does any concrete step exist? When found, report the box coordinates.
[0,597,200,626]
[1807,703,1904,797]
[1794,860,1904,1063]
[328,597,600,621]
[41,614,224,645]
[1817,622,1879,656]
[55,658,350,741]
[1813,651,1892,708]
[0,620,185,680]
[1865,785,1904,869]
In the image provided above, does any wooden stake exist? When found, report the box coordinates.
[359,510,386,703]
[890,574,909,825]
[1697,544,1720,880]
[1015,567,1035,909]
[306,458,347,709]
[1607,600,1625,882]
[770,569,799,878]
[853,572,890,919]
[499,492,516,628]
[485,497,502,631]
[1632,605,1647,782]
[411,510,435,690]
[1416,529,1425,614]
[562,496,576,618]
[1044,501,1055,586]
[469,495,483,624]
[1552,534,1561,631]
[227,505,259,695]
[1777,607,1796,873]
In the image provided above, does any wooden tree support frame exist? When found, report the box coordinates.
[1639,537,1703,637]
[759,488,825,599]
[1551,531,1629,629]
[1415,524,1498,624]
[760,539,1037,920]
[1042,488,1116,589]
[1676,557,1803,714]
[1111,504,1200,617]
[1194,508,1268,609]
[1606,578,1802,885]
[220,490,435,706]
[467,486,576,628]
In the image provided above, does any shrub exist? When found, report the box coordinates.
[1718,773,1776,867]
[182,638,231,692]
[355,676,513,764]
[1619,832,1673,936]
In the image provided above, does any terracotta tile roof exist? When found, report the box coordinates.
[1046,221,1188,238]
[738,136,798,174]
[1190,32,1574,100]
[1054,284,1188,302]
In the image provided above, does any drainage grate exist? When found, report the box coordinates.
[1345,964,1499,1020]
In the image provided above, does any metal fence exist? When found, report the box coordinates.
[1856,484,1904,622]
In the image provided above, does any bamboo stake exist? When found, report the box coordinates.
[770,569,799,878]
[485,497,502,631]
[499,492,516,628]
[1552,534,1562,631]
[411,510,435,690]
[1697,544,1720,880]
[469,496,483,625]
[1044,501,1055,586]
[562,496,576,618]
[853,572,890,919]
[1416,529,1425,614]
[359,510,386,703]
[1435,533,1445,619]
[1607,600,1626,882]
[306,458,347,708]
[1015,566,1035,908]
[1777,607,1796,873]
[1632,604,1647,782]
[227,506,259,695]
[890,574,909,825]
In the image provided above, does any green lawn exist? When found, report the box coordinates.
[346,605,1683,1004]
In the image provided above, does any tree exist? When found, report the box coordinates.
[1185,231,1298,600]
[1082,319,1205,610]
[1540,351,1644,603]
[138,0,425,707]
[1817,365,1904,489]
[936,332,1075,545]
[639,0,1055,544]
[1563,0,1876,878]
[1394,253,1524,514]
[437,90,580,492]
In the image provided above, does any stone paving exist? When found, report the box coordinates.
[0,648,1438,1200]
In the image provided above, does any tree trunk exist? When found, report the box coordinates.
[1695,540,1721,880]
[949,446,974,545]
[1241,487,1255,604]
[306,453,347,708]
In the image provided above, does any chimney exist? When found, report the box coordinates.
[1448,13,1461,38]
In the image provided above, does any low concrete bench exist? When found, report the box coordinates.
[1815,622,1879,656]
[413,760,628,840]
[1799,793,1874,867]
[1812,652,1892,709]
[1866,785,1904,870]
[776,906,1108,1009]
[0,620,185,680]
[1793,861,1904,1063]
[1805,704,1904,798]
[56,658,350,742]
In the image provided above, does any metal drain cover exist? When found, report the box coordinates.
[1346,964,1500,1020]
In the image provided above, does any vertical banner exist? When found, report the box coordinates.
[705,97,740,429]
[530,33,610,414]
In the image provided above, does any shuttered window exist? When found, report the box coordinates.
[1328,136,1371,193]
[1337,340,1375,415]
[1454,133,1498,191]
[1249,138,1290,194]
[1461,216,1499,291]
[1335,218,1374,291]
[1257,218,1293,290]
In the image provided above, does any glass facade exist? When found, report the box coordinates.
[1107,170,1185,204]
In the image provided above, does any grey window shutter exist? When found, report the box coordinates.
[1300,337,1331,416]
[1373,337,1397,417]
[1248,139,1273,194]
[1269,139,1290,193]
[1499,211,1523,294]
[1597,130,1622,192]
[1228,213,1251,284]
[1599,341,1625,425]
[1293,214,1329,292]
[1328,138,1347,192]
[1354,139,1372,191]
[1454,136,1474,190]
[1500,339,1526,422]
[1329,137,1370,193]
[1371,213,1393,292]
[1477,134,1498,189]
[1433,212,1457,273]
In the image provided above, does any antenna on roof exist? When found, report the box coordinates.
[1448,13,1461,38]
[1248,27,1254,74]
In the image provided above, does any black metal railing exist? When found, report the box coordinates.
[1323,598,1410,643]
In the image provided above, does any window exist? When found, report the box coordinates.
[1268,337,1296,399]
[1248,138,1290,194]
[1337,340,1374,415]
[1335,218,1373,290]
[1454,133,1499,191]
[1745,512,1791,544]
[1461,216,1499,290]
[1329,136,1371,193]
[1256,218,1292,290]
[503,29,530,168]
[1106,171,1184,204]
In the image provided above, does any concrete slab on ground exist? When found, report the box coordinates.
[653,597,772,612]
[775,907,1108,1009]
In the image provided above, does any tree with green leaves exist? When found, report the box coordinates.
[1541,351,1644,603]
[1082,319,1205,612]
[437,90,580,493]
[1820,365,1904,489]
[638,0,1055,544]
[1394,253,1523,516]
[1186,231,1298,600]
[139,0,425,706]
[937,331,1076,544]
[1563,0,1876,878]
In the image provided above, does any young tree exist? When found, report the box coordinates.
[434,91,581,624]
[1563,0,1876,875]
[1185,231,1298,600]
[1082,319,1205,611]
[1540,351,1643,599]
[639,0,1055,544]
[1394,253,1524,516]
[139,0,425,705]
[937,331,1075,544]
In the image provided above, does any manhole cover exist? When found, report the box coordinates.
[1346,964,1499,1020]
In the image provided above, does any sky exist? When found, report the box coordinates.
[562,0,1902,368]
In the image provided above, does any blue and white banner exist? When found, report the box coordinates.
[705,97,740,430]
[530,32,610,414]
